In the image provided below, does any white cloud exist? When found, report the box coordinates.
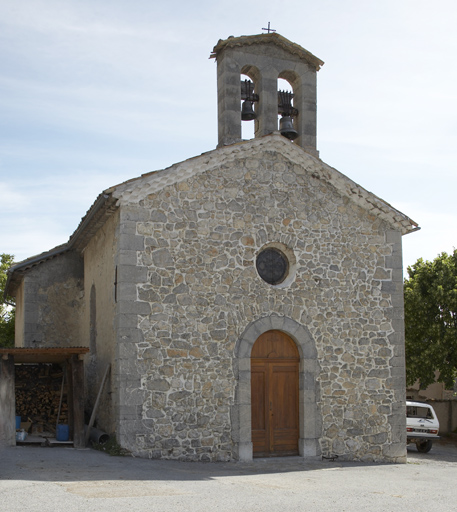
[0,182,28,212]
[1,0,457,271]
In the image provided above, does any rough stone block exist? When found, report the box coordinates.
[115,313,140,329]
[302,371,316,391]
[117,250,138,266]
[119,233,144,251]
[120,206,151,222]
[151,248,174,268]
[385,254,403,270]
[117,265,147,284]
[117,342,138,359]
[235,378,251,404]
[391,318,404,333]
[299,438,320,457]
[269,314,285,330]
[381,281,398,293]
[238,404,252,439]
[382,442,406,461]
[235,442,253,462]
[118,300,151,315]
[118,220,138,235]
[116,282,138,301]
[116,327,143,344]
[385,230,401,244]
[237,357,251,372]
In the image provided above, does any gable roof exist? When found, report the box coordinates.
[210,33,324,71]
[5,133,418,297]
[109,132,419,236]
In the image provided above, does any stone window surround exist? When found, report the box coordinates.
[255,247,289,286]
[232,315,321,461]
[255,242,297,289]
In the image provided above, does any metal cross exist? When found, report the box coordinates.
[262,22,276,34]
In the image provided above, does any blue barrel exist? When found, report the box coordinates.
[15,416,21,429]
[56,424,69,441]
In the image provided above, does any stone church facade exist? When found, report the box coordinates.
[6,33,418,462]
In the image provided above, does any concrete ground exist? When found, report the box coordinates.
[1,439,456,512]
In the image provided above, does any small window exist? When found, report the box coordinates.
[406,406,434,419]
[256,247,289,285]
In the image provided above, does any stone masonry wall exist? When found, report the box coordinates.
[114,148,406,462]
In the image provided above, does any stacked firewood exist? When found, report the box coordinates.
[15,364,68,435]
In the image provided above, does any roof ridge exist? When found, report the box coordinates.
[112,134,418,235]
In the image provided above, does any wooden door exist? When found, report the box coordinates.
[251,330,299,457]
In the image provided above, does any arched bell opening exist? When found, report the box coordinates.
[240,73,256,140]
[277,77,298,141]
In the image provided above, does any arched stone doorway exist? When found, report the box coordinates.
[251,330,299,457]
[233,315,321,461]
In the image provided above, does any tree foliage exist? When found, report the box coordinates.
[404,250,457,389]
[0,253,15,348]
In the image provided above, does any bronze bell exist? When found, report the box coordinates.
[241,100,256,121]
[279,115,298,140]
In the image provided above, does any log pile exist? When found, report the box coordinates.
[15,363,68,435]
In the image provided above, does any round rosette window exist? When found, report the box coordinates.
[256,247,290,285]
[255,243,297,288]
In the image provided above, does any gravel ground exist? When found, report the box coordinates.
[1,438,456,512]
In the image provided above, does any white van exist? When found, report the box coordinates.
[406,400,440,453]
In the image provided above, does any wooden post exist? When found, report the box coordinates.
[55,371,65,430]
[65,362,74,441]
[71,355,85,448]
[0,355,16,446]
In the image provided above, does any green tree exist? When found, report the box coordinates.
[0,253,15,348]
[404,249,457,389]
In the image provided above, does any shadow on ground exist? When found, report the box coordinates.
[1,439,456,484]
[0,446,395,483]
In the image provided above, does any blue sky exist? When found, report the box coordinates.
[1,0,456,274]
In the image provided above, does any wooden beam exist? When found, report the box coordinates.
[65,362,74,442]
[55,371,65,431]
[0,347,89,364]
[85,364,110,447]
